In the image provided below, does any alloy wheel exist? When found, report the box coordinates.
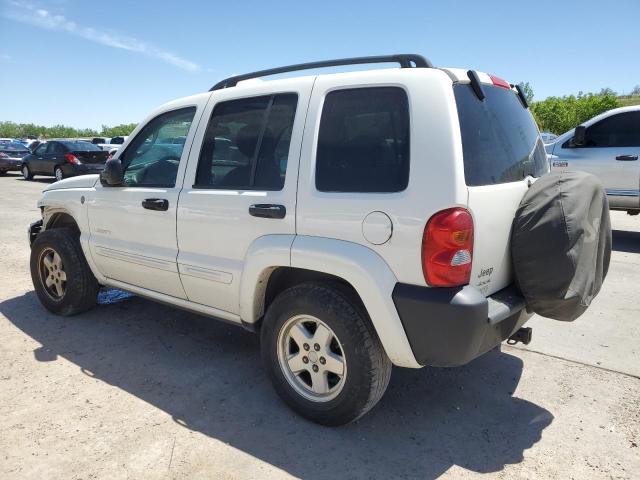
[38,247,67,300]
[277,314,347,402]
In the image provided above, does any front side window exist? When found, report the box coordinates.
[120,107,196,187]
[315,87,410,193]
[34,144,47,155]
[583,112,640,148]
[195,93,298,190]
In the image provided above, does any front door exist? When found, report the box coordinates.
[87,104,203,298]
[553,111,640,209]
[177,78,313,315]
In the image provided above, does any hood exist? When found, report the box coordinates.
[43,174,100,192]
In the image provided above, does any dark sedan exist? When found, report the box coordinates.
[21,140,109,181]
[0,141,30,174]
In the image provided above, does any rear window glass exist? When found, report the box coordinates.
[59,141,102,151]
[454,84,547,186]
[1,142,28,151]
[316,87,409,193]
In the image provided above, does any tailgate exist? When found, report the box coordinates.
[467,181,530,295]
[453,80,548,296]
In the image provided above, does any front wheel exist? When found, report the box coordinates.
[22,165,33,180]
[30,228,99,316]
[261,282,392,426]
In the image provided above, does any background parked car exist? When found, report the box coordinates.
[21,140,109,181]
[546,106,640,214]
[0,141,30,174]
[540,132,558,144]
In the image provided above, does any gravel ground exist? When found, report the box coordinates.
[1,172,638,479]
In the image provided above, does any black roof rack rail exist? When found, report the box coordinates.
[209,54,433,91]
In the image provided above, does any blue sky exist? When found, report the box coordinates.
[1,0,639,130]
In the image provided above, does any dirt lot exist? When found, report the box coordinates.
[1,172,638,480]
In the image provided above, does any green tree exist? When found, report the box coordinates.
[530,92,620,134]
[100,123,139,137]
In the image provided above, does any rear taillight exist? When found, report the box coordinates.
[422,208,474,287]
[65,153,81,165]
[489,74,511,90]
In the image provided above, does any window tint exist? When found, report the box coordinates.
[584,112,640,147]
[34,143,48,155]
[454,84,547,186]
[120,107,196,187]
[47,142,66,154]
[59,141,102,151]
[315,87,409,193]
[195,93,298,190]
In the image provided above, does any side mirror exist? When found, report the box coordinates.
[572,125,586,147]
[100,158,124,187]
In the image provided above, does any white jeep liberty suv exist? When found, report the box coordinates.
[29,55,552,426]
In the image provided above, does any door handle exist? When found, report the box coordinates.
[142,198,169,211]
[249,204,286,219]
[616,155,638,161]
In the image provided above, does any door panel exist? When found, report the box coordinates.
[551,112,640,209]
[177,78,314,315]
[88,101,207,298]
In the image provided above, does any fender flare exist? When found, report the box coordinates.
[240,235,420,368]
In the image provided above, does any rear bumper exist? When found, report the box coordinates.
[392,283,532,367]
[0,158,22,170]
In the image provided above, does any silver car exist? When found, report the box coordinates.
[546,106,640,214]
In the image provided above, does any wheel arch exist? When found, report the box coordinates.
[240,235,420,368]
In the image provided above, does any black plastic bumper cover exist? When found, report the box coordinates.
[28,219,43,247]
[392,283,532,367]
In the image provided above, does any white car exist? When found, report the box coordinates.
[27,55,607,425]
[546,106,640,214]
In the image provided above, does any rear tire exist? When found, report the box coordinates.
[22,165,33,180]
[261,282,392,426]
[54,167,64,182]
[30,228,99,316]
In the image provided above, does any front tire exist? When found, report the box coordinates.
[261,282,392,426]
[30,228,99,316]
[22,165,33,180]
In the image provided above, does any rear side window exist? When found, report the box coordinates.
[455,84,547,186]
[195,93,298,191]
[584,112,640,147]
[316,87,410,193]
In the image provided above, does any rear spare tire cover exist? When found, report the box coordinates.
[511,172,611,321]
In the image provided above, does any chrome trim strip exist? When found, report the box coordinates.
[605,189,640,197]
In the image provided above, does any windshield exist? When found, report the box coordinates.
[60,141,102,151]
[454,83,547,186]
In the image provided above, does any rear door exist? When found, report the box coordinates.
[47,142,66,174]
[454,81,548,296]
[177,78,313,315]
[551,112,640,209]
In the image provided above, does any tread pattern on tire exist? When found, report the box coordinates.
[30,228,99,316]
[262,281,392,425]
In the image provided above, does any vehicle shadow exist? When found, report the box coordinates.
[0,291,553,479]
[612,229,640,254]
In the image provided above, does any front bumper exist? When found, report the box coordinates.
[392,283,532,367]
[0,158,23,171]
[28,219,43,247]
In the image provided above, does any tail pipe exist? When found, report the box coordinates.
[507,327,532,346]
